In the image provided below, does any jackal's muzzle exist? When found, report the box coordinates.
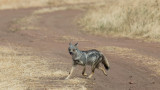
[69,52,73,55]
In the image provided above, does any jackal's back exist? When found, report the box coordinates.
[83,49,102,65]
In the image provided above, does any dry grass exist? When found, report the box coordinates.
[0,46,47,89]
[9,1,105,32]
[9,15,41,32]
[47,0,103,6]
[33,7,68,14]
[93,46,160,76]
[50,86,87,90]
[0,0,103,10]
[33,1,106,14]
[0,0,49,9]
[54,35,88,43]
[79,0,160,41]
[0,46,87,90]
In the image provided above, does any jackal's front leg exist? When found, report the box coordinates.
[82,66,87,76]
[65,65,76,79]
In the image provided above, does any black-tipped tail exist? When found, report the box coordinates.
[102,55,110,70]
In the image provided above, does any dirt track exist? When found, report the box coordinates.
[0,6,160,90]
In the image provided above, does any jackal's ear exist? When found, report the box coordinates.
[74,43,78,47]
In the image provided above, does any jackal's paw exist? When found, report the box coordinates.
[65,77,70,80]
[87,76,92,79]
[87,77,91,79]
[82,73,88,76]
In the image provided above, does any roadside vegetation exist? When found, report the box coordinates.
[79,0,160,41]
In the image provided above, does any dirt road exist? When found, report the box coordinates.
[0,6,160,90]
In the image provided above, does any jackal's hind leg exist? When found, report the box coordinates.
[87,71,94,79]
[82,66,87,76]
[98,67,107,76]
[87,65,96,79]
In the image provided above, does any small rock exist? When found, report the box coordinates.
[151,81,155,84]
[129,81,134,84]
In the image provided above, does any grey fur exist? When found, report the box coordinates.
[66,43,110,79]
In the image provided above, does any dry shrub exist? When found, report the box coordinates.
[79,0,160,41]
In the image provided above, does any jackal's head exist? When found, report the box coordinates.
[68,42,78,55]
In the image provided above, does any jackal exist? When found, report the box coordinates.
[65,42,110,79]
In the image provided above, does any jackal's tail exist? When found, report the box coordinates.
[101,54,110,70]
